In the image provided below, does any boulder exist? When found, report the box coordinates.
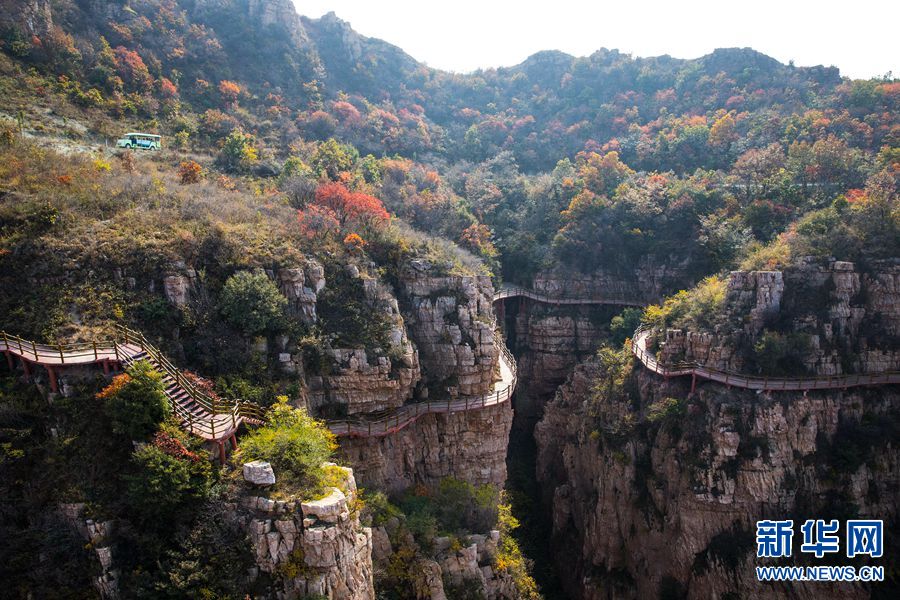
[243,460,276,486]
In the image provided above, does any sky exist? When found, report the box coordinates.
[294,0,899,80]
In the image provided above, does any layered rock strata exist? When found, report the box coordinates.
[338,401,513,493]
[658,259,900,375]
[233,464,374,599]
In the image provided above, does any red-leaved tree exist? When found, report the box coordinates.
[312,181,390,231]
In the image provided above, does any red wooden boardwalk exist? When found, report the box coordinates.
[1,328,257,443]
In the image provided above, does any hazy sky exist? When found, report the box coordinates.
[295,0,898,80]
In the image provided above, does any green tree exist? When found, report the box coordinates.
[216,130,258,173]
[98,360,168,440]
[610,307,643,346]
[125,444,213,525]
[238,397,336,494]
[219,271,287,335]
[310,138,358,180]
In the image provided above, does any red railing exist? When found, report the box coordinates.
[1,327,267,441]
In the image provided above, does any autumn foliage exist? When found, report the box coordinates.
[152,430,202,462]
[311,181,390,229]
[178,160,202,184]
[96,373,131,400]
[218,80,241,105]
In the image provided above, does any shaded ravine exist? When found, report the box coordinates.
[505,391,568,599]
[499,296,569,599]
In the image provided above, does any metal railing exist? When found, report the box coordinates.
[630,326,900,391]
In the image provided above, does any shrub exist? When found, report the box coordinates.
[97,360,168,440]
[751,330,811,376]
[216,130,258,173]
[219,271,287,335]
[124,443,213,525]
[495,502,541,599]
[646,397,684,424]
[643,275,727,332]
[238,397,336,495]
[610,307,643,345]
[178,160,202,184]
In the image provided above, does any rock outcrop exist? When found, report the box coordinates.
[512,303,609,422]
[277,261,325,324]
[233,464,374,599]
[59,503,119,599]
[658,260,900,375]
[532,258,691,304]
[338,401,513,493]
[371,525,518,599]
[399,260,498,398]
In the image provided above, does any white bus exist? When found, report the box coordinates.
[116,132,161,150]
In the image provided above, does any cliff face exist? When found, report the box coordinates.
[399,260,499,398]
[338,402,512,493]
[512,304,607,422]
[535,360,899,599]
[233,464,374,599]
[371,524,518,599]
[658,259,900,375]
[273,258,509,493]
[532,258,691,304]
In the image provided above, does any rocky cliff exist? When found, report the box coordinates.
[511,303,608,422]
[336,259,511,492]
[339,402,512,493]
[232,463,374,599]
[399,260,499,398]
[533,261,900,599]
[658,259,900,375]
[532,258,691,304]
[371,524,519,599]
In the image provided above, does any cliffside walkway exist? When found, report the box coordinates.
[493,285,900,392]
[631,327,900,392]
[1,327,265,451]
[327,341,517,437]
[1,327,517,441]
[493,284,645,307]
